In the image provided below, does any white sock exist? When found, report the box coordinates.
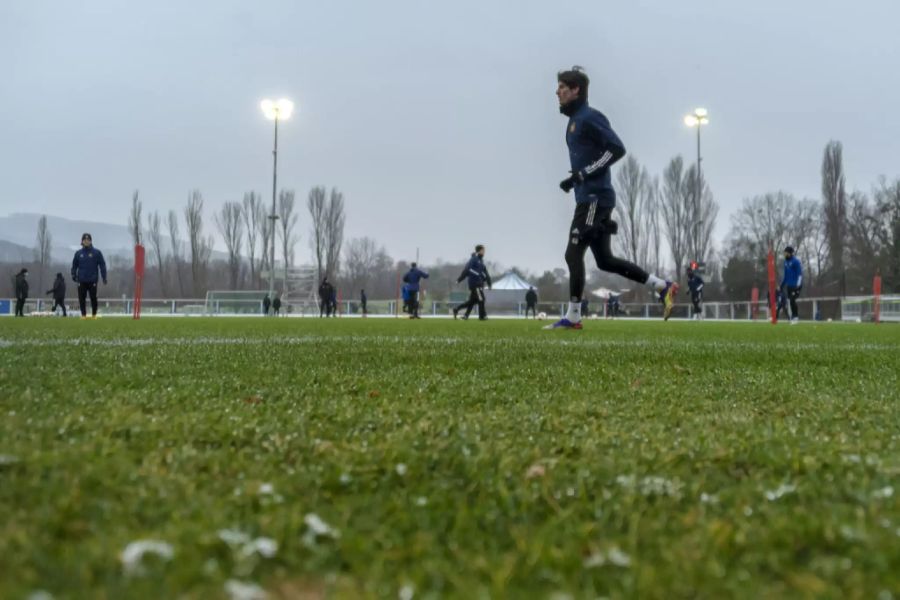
[566,301,582,323]
[645,274,667,292]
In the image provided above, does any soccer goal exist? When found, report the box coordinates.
[204,290,268,315]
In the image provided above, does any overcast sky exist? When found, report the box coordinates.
[2,0,899,273]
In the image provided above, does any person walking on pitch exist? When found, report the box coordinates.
[272,294,282,316]
[14,268,28,317]
[547,67,677,330]
[453,245,492,321]
[71,233,107,319]
[47,272,67,317]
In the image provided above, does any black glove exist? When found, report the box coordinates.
[559,171,584,193]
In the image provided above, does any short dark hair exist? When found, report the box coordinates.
[475,244,485,253]
[557,66,589,100]
[411,262,417,268]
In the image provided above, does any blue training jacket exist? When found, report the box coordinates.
[457,254,491,289]
[782,256,803,288]
[71,247,107,284]
[565,100,626,207]
[403,267,429,291]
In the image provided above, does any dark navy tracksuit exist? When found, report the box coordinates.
[688,273,704,317]
[561,98,649,300]
[454,254,491,320]
[71,246,107,316]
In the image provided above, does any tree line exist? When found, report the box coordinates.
[6,140,899,302]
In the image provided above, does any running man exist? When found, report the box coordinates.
[402,262,430,319]
[687,265,704,320]
[547,67,677,330]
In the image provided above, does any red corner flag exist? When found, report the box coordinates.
[767,249,777,324]
[133,244,145,320]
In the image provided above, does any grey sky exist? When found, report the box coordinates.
[2,0,899,274]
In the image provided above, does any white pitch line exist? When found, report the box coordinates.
[0,335,896,353]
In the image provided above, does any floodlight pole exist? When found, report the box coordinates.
[269,114,280,301]
[695,123,702,264]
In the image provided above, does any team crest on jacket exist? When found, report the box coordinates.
[569,123,576,133]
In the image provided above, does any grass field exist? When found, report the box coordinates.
[1,317,898,599]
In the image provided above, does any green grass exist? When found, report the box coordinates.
[1,317,898,599]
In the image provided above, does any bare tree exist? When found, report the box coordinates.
[307,186,327,280]
[184,190,212,295]
[147,211,168,296]
[128,190,143,246]
[35,215,52,293]
[646,177,662,275]
[682,164,719,263]
[242,192,263,288]
[277,189,300,281]
[614,155,652,267]
[216,201,244,290]
[167,210,185,296]
[822,140,847,291]
[343,237,381,293]
[325,188,346,278]
[257,201,274,289]
[660,156,688,278]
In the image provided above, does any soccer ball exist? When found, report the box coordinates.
[537,312,547,320]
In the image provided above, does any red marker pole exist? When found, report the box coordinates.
[751,287,759,320]
[767,249,777,324]
[133,244,145,320]
[873,273,882,324]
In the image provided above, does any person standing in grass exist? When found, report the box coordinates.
[272,294,282,316]
[71,233,107,319]
[547,66,677,330]
[403,262,430,319]
[524,286,538,318]
[262,294,271,316]
[46,272,67,317]
[360,289,368,317]
[781,245,803,324]
[318,279,333,317]
[453,245,492,320]
[14,268,28,317]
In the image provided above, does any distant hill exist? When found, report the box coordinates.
[0,212,229,263]
[0,239,33,263]
[0,213,135,262]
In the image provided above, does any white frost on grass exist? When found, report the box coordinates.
[218,529,251,546]
[120,539,174,575]
[27,591,54,600]
[0,454,20,466]
[583,547,632,569]
[218,529,278,558]
[764,483,797,501]
[616,474,683,498]
[225,579,267,600]
[872,486,894,499]
[241,537,278,558]
[303,513,340,547]
[399,584,415,600]
[395,463,408,476]
[258,482,274,495]
[700,492,719,504]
